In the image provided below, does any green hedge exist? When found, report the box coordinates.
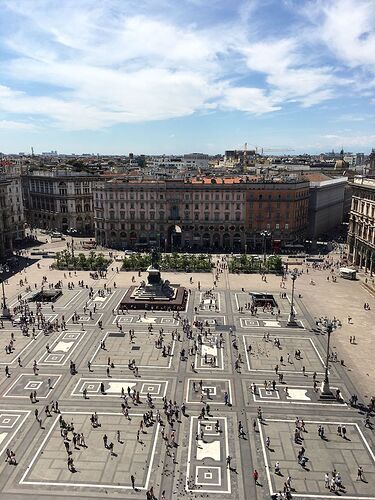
[53,250,110,270]
[122,253,213,272]
[229,255,283,273]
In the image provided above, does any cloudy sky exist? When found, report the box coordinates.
[0,0,375,154]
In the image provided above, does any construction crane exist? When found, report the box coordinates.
[261,147,295,154]
[247,145,295,155]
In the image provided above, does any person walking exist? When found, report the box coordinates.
[324,472,330,488]
[252,469,259,485]
[357,466,364,481]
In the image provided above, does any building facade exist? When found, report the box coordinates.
[23,169,99,235]
[0,177,12,260]
[348,177,375,274]
[94,177,309,252]
[306,176,347,239]
[7,173,25,242]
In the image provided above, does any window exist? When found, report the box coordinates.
[204,212,209,221]
[225,213,229,221]
[275,223,280,229]
[285,223,289,229]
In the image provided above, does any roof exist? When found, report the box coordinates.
[302,172,332,182]
[190,177,245,184]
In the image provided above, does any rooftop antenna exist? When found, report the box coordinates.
[31,146,34,156]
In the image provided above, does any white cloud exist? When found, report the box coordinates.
[0,0,368,131]
[221,86,280,114]
[310,0,375,68]
[0,119,37,130]
[321,133,375,148]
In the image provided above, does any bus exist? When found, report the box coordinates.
[339,267,357,280]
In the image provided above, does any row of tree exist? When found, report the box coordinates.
[53,250,110,270]
[122,253,213,272]
[228,255,283,273]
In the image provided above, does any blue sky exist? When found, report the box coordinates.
[1,0,375,155]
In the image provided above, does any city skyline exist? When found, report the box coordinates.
[1,0,375,154]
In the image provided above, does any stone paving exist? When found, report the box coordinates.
[0,245,372,499]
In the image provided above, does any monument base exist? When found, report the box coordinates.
[119,285,187,311]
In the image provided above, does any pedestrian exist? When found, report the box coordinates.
[357,466,364,481]
[274,461,280,474]
[131,474,135,489]
[342,425,347,439]
[324,472,330,488]
[252,469,259,485]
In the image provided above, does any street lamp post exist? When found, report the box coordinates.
[260,230,271,266]
[0,265,11,319]
[320,321,335,399]
[287,270,298,326]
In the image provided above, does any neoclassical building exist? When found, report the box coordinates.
[94,176,309,252]
[23,169,99,235]
[348,176,375,274]
[0,177,12,260]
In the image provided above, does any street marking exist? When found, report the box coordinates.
[36,330,86,365]
[3,373,62,398]
[186,416,231,494]
[19,411,160,491]
[71,378,168,399]
[89,331,176,369]
[185,378,233,405]
[243,335,325,374]
[259,418,375,499]
[0,409,30,457]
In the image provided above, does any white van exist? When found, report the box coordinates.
[339,267,356,280]
[51,232,63,239]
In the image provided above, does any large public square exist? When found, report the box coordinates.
[0,240,373,500]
